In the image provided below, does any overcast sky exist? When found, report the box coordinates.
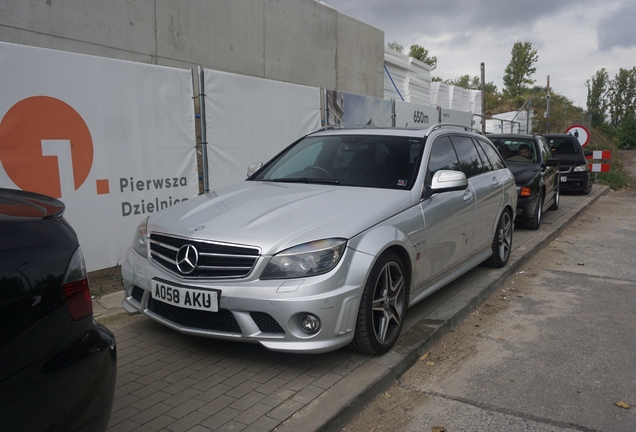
[322,0,636,109]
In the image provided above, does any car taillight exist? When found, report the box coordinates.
[62,246,93,320]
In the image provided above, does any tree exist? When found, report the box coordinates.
[586,68,609,128]
[607,67,636,128]
[444,74,497,93]
[616,112,636,148]
[387,41,403,53]
[408,44,437,70]
[502,42,539,99]
[445,75,480,89]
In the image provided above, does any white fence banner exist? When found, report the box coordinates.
[394,101,440,128]
[0,42,198,271]
[440,108,473,128]
[326,91,393,127]
[203,70,321,192]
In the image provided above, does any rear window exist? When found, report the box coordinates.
[488,138,536,164]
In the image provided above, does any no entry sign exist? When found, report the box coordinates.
[565,124,590,147]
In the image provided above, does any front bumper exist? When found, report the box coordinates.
[121,246,373,353]
[514,194,539,220]
[558,170,591,192]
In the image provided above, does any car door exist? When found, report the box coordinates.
[539,136,559,202]
[452,135,504,254]
[418,135,476,284]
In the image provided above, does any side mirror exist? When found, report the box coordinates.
[584,150,593,157]
[430,170,468,194]
[247,162,263,177]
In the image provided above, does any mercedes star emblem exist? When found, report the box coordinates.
[176,244,199,274]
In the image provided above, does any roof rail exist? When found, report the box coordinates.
[424,123,484,136]
[311,123,381,133]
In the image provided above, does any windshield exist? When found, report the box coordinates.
[489,138,537,164]
[548,137,580,154]
[251,135,424,190]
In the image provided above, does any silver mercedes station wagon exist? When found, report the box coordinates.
[122,124,517,355]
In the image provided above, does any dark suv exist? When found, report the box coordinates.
[487,133,560,230]
[0,188,117,432]
[544,133,593,194]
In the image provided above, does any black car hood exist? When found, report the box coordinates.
[0,188,65,223]
[506,162,541,186]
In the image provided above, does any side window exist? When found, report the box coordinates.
[428,136,460,177]
[472,138,493,172]
[451,135,485,178]
[478,139,506,170]
[539,138,552,161]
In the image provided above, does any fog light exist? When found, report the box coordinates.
[300,313,321,334]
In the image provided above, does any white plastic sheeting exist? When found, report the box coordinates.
[0,42,198,271]
[485,111,530,134]
[384,48,432,104]
[203,70,321,192]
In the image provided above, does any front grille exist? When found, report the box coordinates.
[148,298,241,333]
[150,233,260,279]
[250,312,285,334]
[559,167,572,174]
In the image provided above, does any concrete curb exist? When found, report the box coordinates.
[277,185,608,432]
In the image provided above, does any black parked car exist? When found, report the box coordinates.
[0,188,116,432]
[544,133,593,195]
[488,134,560,230]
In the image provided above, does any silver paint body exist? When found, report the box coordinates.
[122,127,517,353]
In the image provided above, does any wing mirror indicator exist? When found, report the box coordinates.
[247,162,263,177]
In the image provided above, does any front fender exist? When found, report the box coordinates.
[348,206,425,286]
[348,224,412,258]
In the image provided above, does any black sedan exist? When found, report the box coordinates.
[545,133,593,194]
[0,188,117,432]
[488,134,560,230]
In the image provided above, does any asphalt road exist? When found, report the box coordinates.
[343,185,636,430]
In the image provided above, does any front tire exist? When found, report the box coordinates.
[350,251,407,355]
[582,175,593,195]
[484,209,513,268]
[522,191,543,230]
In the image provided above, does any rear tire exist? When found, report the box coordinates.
[549,184,560,210]
[484,209,513,268]
[350,251,407,355]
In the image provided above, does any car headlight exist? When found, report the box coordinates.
[261,239,347,279]
[132,217,149,257]
[574,164,589,172]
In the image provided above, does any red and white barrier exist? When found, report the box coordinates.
[585,150,611,173]
[585,150,611,160]
[589,163,610,172]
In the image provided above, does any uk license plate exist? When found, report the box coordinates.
[560,176,567,183]
[151,279,219,312]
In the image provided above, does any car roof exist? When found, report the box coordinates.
[309,123,486,139]
[487,133,539,139]
[544,133,577,139]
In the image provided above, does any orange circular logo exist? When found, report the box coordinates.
[0,96,93,198]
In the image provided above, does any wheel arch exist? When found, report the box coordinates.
[348,226,414,298]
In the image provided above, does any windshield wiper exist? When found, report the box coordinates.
[262,177,340,185]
